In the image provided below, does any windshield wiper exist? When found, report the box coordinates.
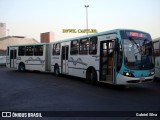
[129,37,141,53]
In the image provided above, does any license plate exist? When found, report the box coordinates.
[139,78,145,81]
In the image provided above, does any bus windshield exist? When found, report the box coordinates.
[123,38,154,70]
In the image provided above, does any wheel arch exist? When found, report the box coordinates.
[54,63,61,75]
[54,63,60,70]
[86,66,98,79]
[18,62,25,71]
[19,62,25,67]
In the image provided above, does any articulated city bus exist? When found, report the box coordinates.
[6,29,155,85]
[153,38,160,79]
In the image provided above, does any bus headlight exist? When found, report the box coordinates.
[123,72,134,77]
[149,72,155,76]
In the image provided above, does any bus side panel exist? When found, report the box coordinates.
[17,56,46,71]
[16,45,46,71]
[68,55,86,78]
[68,54,99,79]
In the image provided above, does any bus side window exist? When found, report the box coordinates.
[34,45,43,56]
[18,46,25,56]
[89,36,97,54]
[52,44,55,55]
[79,38,89,55]
[26,46,34,56]
[70,40,79,55]
[53,43,61,55]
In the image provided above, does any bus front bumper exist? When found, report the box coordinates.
[116,73,154,85]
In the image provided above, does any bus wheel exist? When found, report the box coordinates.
[86,69,97,85]
[54,65,60,76]
[18,63,25,72]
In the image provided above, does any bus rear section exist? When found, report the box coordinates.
[6,43,51,72]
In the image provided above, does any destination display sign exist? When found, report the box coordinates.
[120,30,151,40]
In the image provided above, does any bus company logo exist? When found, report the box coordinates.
[25,57,45,64]
[62,29,98,33]
[68,57,87,66]
[2,112,11,117]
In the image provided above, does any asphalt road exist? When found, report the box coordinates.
[0,66,160,120]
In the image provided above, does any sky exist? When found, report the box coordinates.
[0,0,160,42]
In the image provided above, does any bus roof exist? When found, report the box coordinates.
[7,42,49,47]
[7,29,150,47]
[52,28,150,44]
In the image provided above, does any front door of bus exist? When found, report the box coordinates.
[10,49,17,68]
[100,40,115,84]
[61,45,69,74]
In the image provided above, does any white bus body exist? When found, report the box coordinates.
[6,43,51,72]
[6,29,155,85]
[50,34,116,82]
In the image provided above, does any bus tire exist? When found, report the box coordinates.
[54,65,60,76]
[18,63,25,72]
[86,68,97,85]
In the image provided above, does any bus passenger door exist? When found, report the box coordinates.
[61,45,69,74]
[10,49,17,68]
[100,40,115,84]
